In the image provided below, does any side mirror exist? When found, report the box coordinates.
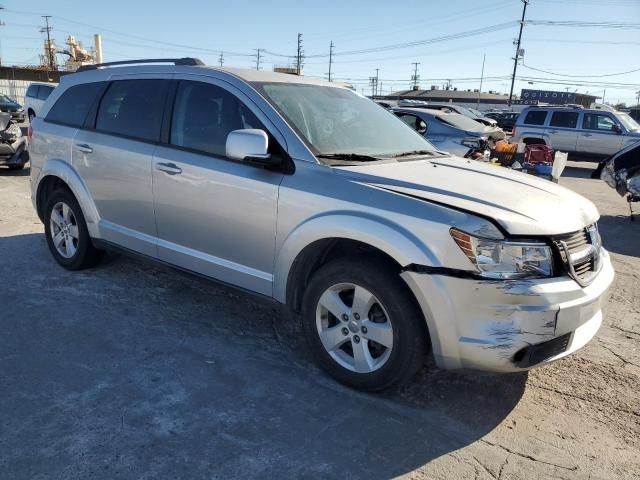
[612,124,623,134]
[226,129,279,167]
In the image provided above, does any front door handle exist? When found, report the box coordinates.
[76,143,93,154]
[155,162,182,175]
[547,129,558,134]
[582,133,593,137]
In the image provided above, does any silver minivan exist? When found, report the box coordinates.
[29,59,614,390]
[512,106,640,158]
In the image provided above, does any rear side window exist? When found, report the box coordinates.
[170,81,262,156]
[523,110,548,125]
[96,80,168,142]
[46,82,104,127]
[26,84,39,98]
[37,85,54,100]
[549,111,579,129]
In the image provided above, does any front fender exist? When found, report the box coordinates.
[272,212,438,303]
[36,158,102,238]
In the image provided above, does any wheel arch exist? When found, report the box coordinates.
[35,159,101,237]
[273,213,438,310]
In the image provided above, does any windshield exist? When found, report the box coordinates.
[0,95,12,103]
[467,107,484,117]
[437,113,486,132]
[615,112,640,131]
[253,82,435,157]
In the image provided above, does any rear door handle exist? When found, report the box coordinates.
[76,143,93,154]
[547,129,558,133]
[155,162,182,175]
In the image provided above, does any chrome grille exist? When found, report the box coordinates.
[553,224,601,286]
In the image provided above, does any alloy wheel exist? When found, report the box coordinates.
[315,282,394,373]
[49,201,79,259]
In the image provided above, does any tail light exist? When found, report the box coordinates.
[27,125,33,142]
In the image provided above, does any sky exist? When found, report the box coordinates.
[1,0,639,104]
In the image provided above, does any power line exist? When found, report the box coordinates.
[526,20,640,29]
[523,63,640,78]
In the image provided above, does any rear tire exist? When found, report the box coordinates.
[44,189,104,270]
[301,257,428,391]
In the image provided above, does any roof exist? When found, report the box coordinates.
[387,89,513,101]
[67,61,340,88]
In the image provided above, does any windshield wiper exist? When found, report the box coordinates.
[317,153,383,162]
[391,150,440,158]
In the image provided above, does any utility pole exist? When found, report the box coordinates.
[0,6,5,67]
[328,40,334,82]
[636,90,640,106]
[411,62,420,90]
[369,76,376,98]
[477,53,486,109]
[254,49,262,70]
[375,68,379,97]
[218,52,224,66]
[296,33,304,75]
[508,0,528,107]
[41,15,55,70]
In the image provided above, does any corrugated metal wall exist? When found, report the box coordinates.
[0,79,32,106]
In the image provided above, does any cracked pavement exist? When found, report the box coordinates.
[0,161,638,479]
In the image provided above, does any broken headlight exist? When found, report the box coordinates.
[451,229,553,279]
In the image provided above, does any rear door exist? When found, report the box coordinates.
[151,78,285,295]
[73,76,171,256]
[545,110,579,152]
[577,113,625,156]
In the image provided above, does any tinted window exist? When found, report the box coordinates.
[523,110,548,125]
[26,84,39,98]
[96,80,168,142]
[397,113,427,134]
[37,85,54,100]
[583,113,617,131]
[549,111,578,129]
[46,82,104,127]
[170,81,262,156]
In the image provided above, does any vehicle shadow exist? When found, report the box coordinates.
[0,232,527,479]
[0,165,30,176]
[598,213,640,257]
[561,165,595,179]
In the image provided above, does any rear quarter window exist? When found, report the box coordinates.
[46,82,105,127]
[37,85,54,100]
[26,84,39,98]
[523,110,548,126]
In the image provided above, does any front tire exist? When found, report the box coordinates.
[44,189,103,270]
[301,257,428,391]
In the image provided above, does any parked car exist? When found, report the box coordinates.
[24,83,55,122]
[29,58,614,391]
[0,112,28,170]
[0,95,25,122]
[393,107,504,157]
[398,100,498,127]
[512,106,640,159]
[485,111,519,132]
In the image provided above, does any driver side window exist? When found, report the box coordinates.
[170,81,263,157]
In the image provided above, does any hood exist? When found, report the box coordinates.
[0,100,21,110]
[335,156,599,236]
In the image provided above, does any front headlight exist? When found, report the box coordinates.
[451,229,553,279]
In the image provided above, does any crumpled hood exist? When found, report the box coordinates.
[336,156,599,236]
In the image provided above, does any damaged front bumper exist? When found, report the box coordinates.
[0,137,28,167]
[401,248,615,372]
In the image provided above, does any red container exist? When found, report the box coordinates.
[524,145,554,166]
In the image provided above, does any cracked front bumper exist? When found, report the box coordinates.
[401,248,615,372]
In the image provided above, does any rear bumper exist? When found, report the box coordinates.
[401,248,615,372]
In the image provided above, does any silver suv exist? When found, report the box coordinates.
[512,106,640,158]
[29,59,614,390]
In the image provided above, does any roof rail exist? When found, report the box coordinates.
[76,57,204,72]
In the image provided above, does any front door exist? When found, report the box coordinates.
[74,78,170,256]
[152,79,284,295]
[577,113,625,156]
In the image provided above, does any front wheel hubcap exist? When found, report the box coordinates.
[49,201,79,259]
[316,282,394,373]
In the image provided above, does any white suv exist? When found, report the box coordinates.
[29,58,614,390]
[24,83,55,123]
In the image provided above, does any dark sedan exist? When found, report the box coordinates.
[485,111,518,132]
[0,95,25,122]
